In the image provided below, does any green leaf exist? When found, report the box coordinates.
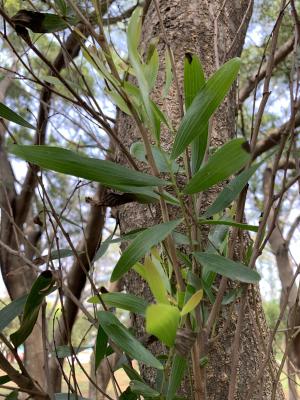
[184,53,205,110]
[9,145,168,190]
[163,50,173,97]
[143,47,159,91]
[184,139,250,194]
[88,292,148,316]
[5,391,18,400]
[171,58,241,159]
[130,142,179,173]
[193,253,261,284]
[146,304,180,347]
[198,219,258,232]
[0,103,34,129]
[166,354,187,400]
[120,387,138,400]
[95,325,108,370]
[0,295,27,332]
[127,8,156,139]
[181,289,203,316]
[55,0,67,15]
[144,256,169,304]
[111,219,182,282]
[130,380,160,398]
[98,311,163,370]
[0,375,11,385]
[11,10,77,33]
[122,364,144,382]
[10,271,56,347]
[203,160,264,218]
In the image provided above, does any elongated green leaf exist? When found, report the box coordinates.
[0,375,11,385]
[98,311,163,369]
[203,160,264,218]
[10,271,56,347]
[88,292,148,316]
[130,380,160,398]
[193,253,260,284]
[111,219,182,282]
[144,256,169,304]
[184,53,205,109]
[184,139,250,194]
[120,387,138,400]
[163,50,173,97]
[181,289,203,316]
[95,325,108,370]
[171,58,241,159]
[5,391,18,400]
[166,354,187,400]
[122,364,143,382]
[127,8,156,139]
[146,304,180,347]
[0,295,27,332]
[143,47,159,91]
[11,10,78,33]
[198,219,258,232]
[0,103,34,129]
[9,145,168,190]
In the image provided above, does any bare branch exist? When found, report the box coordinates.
[239,36,294,104]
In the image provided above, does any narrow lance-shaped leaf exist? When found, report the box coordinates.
[0,295,27,332]
[203,158,266,218]
[95,325,108,370]
[11,10,78,33]
[9,145,169,191]
[193,252,261,284]
[184,53,208,173]
[10,271,56,347]
[146,304,181,347]
[171,58,241,159]
[98,311,163,370]
[130,380,160,398]
[198,219,259,232]
[144,256,169,304]
[127,8,157,139]
[111,219,182,282]
[0,103,34,129]
[166,354,187,400]
[181,289,203,316]
[88,292,148,316]
[184,139,251,194]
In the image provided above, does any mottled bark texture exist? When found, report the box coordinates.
[116,1,285,399]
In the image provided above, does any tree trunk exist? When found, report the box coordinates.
[116,1,285,399]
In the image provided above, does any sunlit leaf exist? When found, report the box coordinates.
[198,219,258,232]
[181,289,203,316]
[146,304,180,347]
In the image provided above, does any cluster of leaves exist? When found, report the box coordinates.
[0,6,267,400]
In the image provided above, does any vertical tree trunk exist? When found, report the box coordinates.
[116,1,285,399]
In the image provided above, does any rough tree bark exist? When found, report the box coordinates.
[116,1,285,399]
